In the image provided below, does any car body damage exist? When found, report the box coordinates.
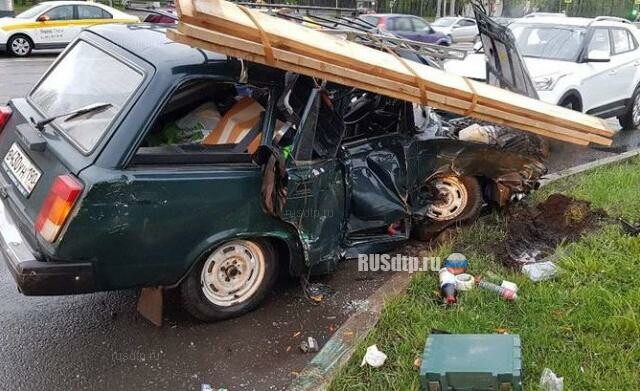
[257,70,547,272]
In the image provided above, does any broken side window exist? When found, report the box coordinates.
[278,76,344,162]
[132,79,271,165]
[340,91,406,142]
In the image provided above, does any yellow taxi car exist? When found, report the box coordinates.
[0,1,138,56]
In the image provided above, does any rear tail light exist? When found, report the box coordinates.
[0,106,11,131]
[35,175,83,242]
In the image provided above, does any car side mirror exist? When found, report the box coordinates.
[36,15,49,22]
[473,40,483,53]
[587,50,611,62]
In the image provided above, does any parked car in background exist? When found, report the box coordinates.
[445,16,640,130]
[431,16,479,43]
[360,13,451,45]
[0,1,138,56]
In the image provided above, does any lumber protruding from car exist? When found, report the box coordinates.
[168,0,614,146]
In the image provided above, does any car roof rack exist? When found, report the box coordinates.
[246,6,467,63]
[593,16,632,24]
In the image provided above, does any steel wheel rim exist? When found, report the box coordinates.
[200,240,266,307]
[11,38,30,55]
[425,176,468,221]
[632,93,640,125]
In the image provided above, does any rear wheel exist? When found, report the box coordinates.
[8,35,33,57]
[181,239,278,322]
[618,88,640,130]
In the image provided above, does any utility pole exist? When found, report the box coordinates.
[449,0,455,16]
[436,0,442,17]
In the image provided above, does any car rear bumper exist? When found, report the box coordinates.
[0,198,95,296]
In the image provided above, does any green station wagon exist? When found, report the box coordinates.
[0,24,545,321]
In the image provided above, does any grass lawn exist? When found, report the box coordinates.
[329,156,640,390]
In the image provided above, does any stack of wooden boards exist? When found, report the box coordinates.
[168,0,614,146]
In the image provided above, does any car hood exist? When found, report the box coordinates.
[444,55,583,82]
[522,57,582,79]
[431,26,451,34]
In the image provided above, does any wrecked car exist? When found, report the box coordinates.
[0,23,544,322]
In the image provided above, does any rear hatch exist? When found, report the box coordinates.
[0,40,144,250]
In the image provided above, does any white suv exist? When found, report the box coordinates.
[445,16,640,130]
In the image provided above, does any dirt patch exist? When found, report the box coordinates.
[497,194,607,266]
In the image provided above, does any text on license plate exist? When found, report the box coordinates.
[2,143,42,196]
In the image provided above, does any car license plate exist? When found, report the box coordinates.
[2,143,42,196]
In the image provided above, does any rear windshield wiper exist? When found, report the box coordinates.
[31,102,113,131]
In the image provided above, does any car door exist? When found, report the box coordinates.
[581,27,617,111]
[35,5,74,47]
[76,5,114,28]
[609,28,640,103]
[409,16,436,43]
[454,18,477,42]
[387,16,418,41]
[279,78,347,269]
[340,94,415,247]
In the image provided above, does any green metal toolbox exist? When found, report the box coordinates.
[419,334,522,391]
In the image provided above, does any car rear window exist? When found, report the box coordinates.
[30,41,143,153]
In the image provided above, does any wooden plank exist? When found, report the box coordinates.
[168,29,593,146]
[181,0,613,137]
[173,24,610,146]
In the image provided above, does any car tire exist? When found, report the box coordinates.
[413,176,482,240]
[181,238,279,322]
[618,87,640,131]
[8,34,33,57]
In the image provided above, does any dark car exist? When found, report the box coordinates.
[360,13,451,45]
[0,23,543,322]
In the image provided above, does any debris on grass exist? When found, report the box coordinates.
[540,368,564,391]
[498,194,606,266]
[477,278,517,301]
[522,260,559,282]
[360,345,387,368]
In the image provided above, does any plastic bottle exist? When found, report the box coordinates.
[439,268,457,304]
[477,278,517,301]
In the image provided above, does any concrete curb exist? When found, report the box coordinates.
[538,148,640,188]
[287,148,640,391]
[287,272,411,391]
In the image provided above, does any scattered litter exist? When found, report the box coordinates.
[477,278,517,301]
[619,218,640,235]
[343,299,370,313]
[201,385,227,391]
[444,252,469,275]
[413,356,422,369]
[302,281,334,305]
[458,123,501,144]
[299,337,319,353]
[539,368,564,391]
[292,331,302,338]
[495,328,510,334]
[439,268,457,304]
[360,345,387,368]
[500,280,518,293]
[522,261,559,282]
[454,273,475,291]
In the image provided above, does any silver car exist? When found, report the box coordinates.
[431,16,479,43]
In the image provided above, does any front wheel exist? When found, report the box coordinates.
[181,239,278,322]
[8,35,33,57]
[413,176,482,241]
[618,88,640,130]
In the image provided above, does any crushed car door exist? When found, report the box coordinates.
[340,92,415,246]
[276,76,347,272]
